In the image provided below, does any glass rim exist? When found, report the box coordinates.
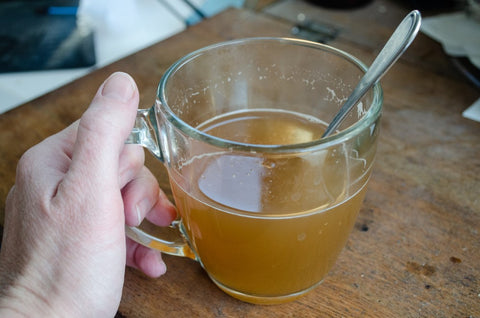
[157,37,383,153]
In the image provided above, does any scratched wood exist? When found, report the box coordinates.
[0,2,479,317]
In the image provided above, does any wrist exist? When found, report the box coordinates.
[0,244,122,318]
[0,252,72,318]
[0,274,65,318]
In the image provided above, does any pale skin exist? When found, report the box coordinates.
[0,72,177,317]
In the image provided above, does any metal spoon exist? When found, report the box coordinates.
[322,10,422,138]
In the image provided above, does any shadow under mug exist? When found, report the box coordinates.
[125,37,383,304]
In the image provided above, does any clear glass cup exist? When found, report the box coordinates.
[126,37,383,304]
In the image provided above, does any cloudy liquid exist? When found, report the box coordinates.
[169,109,368,303]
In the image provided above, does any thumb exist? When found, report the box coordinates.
[68,72,140,189]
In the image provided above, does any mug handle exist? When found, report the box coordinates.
[125,106,197,260]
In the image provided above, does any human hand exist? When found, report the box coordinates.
[0,72,177,317]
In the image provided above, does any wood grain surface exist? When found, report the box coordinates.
[0,1,479,317]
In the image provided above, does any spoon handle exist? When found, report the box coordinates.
[322,10,422,138]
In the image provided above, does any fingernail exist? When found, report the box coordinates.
[135,205,142,227]
[154,251,167,276]
[157,258,167,276]
[135,198,152,226]
[102,72,136,102]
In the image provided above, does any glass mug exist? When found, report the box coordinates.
[126,37,382,304]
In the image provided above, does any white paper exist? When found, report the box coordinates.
[463,97,480,122]
[422,12,480,122]
[421,12,480,68]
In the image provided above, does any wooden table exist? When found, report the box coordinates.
[1,1,479,316]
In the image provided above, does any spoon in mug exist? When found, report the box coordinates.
[322,10,422,138]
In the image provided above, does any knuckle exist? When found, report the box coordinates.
[125,145,145,170]
[17,146,39,179]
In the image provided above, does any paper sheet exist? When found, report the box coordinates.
[422,12,480,68]
[421,12,480,122]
